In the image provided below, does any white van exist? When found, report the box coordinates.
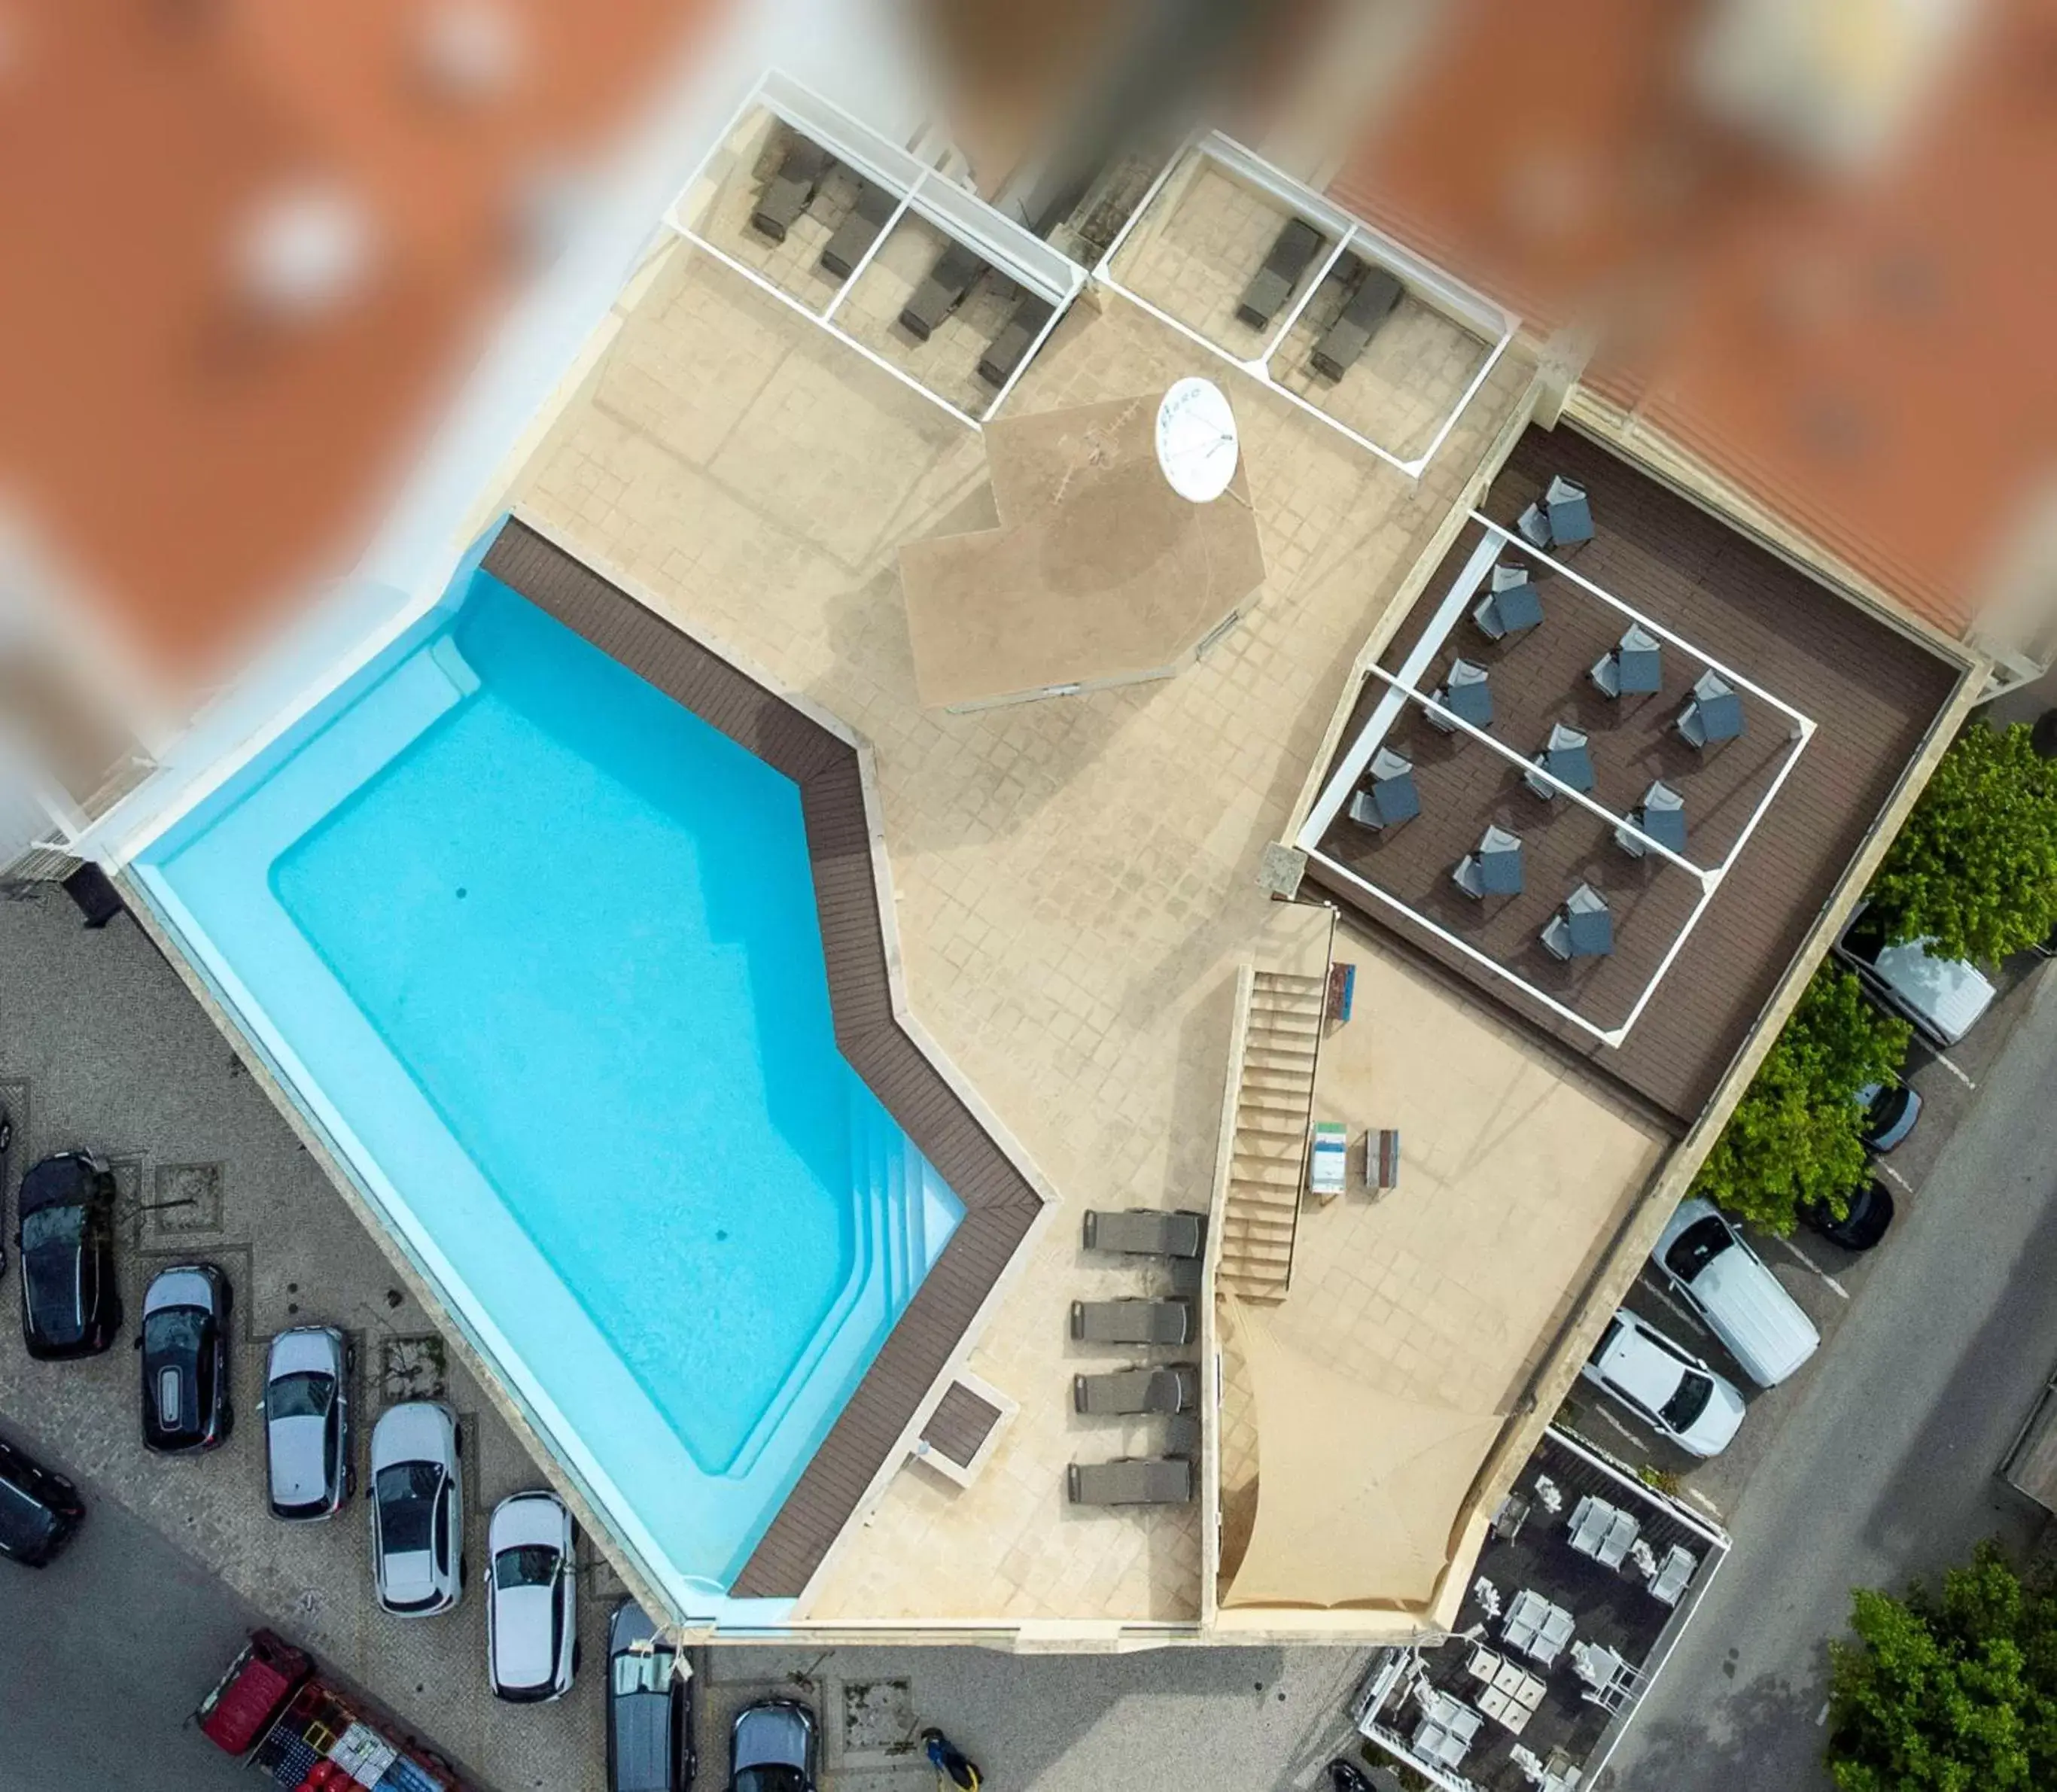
[1835,904,1996,1048]
[1653,1200,1820,1388]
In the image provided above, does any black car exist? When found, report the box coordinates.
[1857,1081,1922,1154]
[1800,1178,1897,1252]
[607,1601,694,1792]
[140,1264,234,1453]
[0,1431,84,1567]
[17,1152,121,1359]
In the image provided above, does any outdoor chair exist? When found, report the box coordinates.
[1473,563,1543,640]
[818,179,899,279]
[1677,668,1745,748]
[1590,623,1663,698]
[1346,746,1420,831]
[977,292,1056,387]
[1616,780,1686,859]
[1236,218,1325,329]
[749,135,834,243]
[1517,475,1594,550]
[1426,659,1492,732]
[1073,1364,1199,1416]
[899,239,990,341]
[1526,723,1593,799]
[1070,1298,1194,1346]
[1310,260,1403,379]
[1066,1456,1194,1506]
[1082,1208,1205,1258]
[1649,1543,1698,1606]
[1453,823,1523,901]
[1541,883,1613,961]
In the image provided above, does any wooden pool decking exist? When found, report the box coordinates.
[481,519,1044,1599]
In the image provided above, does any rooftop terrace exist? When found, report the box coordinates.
[1302,426,1962,1127]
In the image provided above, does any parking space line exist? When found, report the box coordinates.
[1770,1234,1849,1300]
[1875,1160,1914,1194]
[1587,1404,1644,1448]
[1927,1049,1976,1090]
[1642,1279,1712,1337]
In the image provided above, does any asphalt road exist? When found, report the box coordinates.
[1601,964,2057,1790]
[0,1445,257,1790]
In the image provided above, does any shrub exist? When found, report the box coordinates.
[1690,966,1911,1234]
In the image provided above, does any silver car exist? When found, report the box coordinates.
[261,1326,351,1521]
[728,1699,817,1792]
[370,1401,464,1615]
[486,1490,578,1703]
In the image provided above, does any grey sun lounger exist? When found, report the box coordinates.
[1067,1457,1195,1506]
[977,292,1056,387]
[819,180,899,279]
[1070,1298,1194,1346]
[1310,260,1403,379]
[1074,1364,1200,1416]
[1082,1209,1206,1259]
[1237,218,1325,330]
[899,240,990,341]
[750,135,834,244]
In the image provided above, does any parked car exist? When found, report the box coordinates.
[608,1600,694,1792]
[141,1264,234,1453]
[1857,1080,1922,1153]
[1653,1198,1820,1387]
[0,1103,13,1278]
[0,1430,84,1567]
[1581,1306,1748,1458]
[1836,905,1996,1047]
[486,1491,577,1704]
[17,1152,121,1358]
[261,1326,352,1520]
[1799,1178,1897,1252]
[370,1401,464,1615]
[729,1699,817,1792]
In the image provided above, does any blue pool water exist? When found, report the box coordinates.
[137,561,962,1593]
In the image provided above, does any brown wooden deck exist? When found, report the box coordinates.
[1307,426,1962,1127]
[920,1380,1004,1470]
[481,519,1043,1599]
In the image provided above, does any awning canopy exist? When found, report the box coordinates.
[1223,1303,1505,1610]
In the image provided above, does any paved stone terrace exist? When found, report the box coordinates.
[509,232,1533,1623]
[1109,156,1493,464]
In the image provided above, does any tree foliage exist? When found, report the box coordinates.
[1690,966,1910,1234]
[1870,723,2057,963]
[1827,1542,2057,1791]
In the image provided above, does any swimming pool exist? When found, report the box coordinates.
[135,558,963,1595]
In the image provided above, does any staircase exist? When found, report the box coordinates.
[1217,969,1325,1301]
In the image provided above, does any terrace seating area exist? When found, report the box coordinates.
[1299,425,1961,1126]
[1351,1428,1725,1792]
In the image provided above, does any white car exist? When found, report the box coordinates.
[1836,904,1995,1047]
[261,1325,351,1520]
[1654,1199,1821,1388]
[1582,1307,1747,1458]
[370,1401,464,1615]
[487,1491,577,1704]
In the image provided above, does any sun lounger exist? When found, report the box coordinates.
[1310,262,1403,380]
[750,135,834,244]
[1082,1209,1206,1258]
[818,180,899,279]
[1308,1121,1347,1197]
[976,292,1056,387]
[1067,1457,1194,1506]
[1073,1364,1200,1416]
[899,239,990,341]
[1237,218,1325,330]
[1070,1298,1193,1346]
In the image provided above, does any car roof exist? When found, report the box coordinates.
[266,1325,343,1379]
[144,1264,218,1316]
[371,1401,455,1468]
[16,1154,99,1215]
[1596,1315,1689,1413]
[491,1491,568,1554]
[1872,937,1997,1040]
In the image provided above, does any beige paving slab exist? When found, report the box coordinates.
[510,232,1534,1624]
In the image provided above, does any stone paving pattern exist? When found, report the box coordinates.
[1109,156,1492,464]
[510,231,1533,1623]
[1215,926,1668,1597]
[0,889,619,1792]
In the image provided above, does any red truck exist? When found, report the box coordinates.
[196,1631,470,1792]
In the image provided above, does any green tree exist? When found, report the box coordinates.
[1870,723,2057,963]
[1827,1542,2057,1790]
[1690,966,1910,1234]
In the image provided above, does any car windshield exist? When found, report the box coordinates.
[734,1770,808,1792]
[612,1645,675,1696]
[268,1371,333,1420]
[1665,1216,1734,1285]
[144,1308,208,1356]
[375,1462,442,1552]
[1660,1368,1715,1433]
[0,1474,57,1556]
[20,1206,82,1251]
[494,1544,560,1590]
